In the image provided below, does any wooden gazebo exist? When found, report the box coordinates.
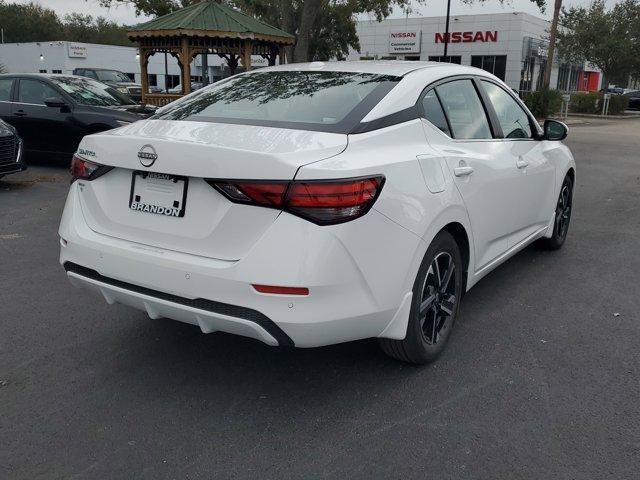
[128,0,295,106]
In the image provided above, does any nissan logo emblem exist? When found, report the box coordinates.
[138,144,158,167]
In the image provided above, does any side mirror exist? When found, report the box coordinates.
[44,97,68,109]
[543,119,568,141]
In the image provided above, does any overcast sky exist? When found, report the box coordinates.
[7,0,600,26]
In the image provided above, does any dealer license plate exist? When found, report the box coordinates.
[129,171,188,217]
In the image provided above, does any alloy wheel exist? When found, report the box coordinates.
[419,252,457,345]
[556,183,572,238]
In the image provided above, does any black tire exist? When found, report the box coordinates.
[379,231,463,364]
[539,175,573,250]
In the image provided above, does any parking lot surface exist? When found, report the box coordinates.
[1,119,639,479]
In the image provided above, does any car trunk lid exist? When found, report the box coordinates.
[75,120,347,261]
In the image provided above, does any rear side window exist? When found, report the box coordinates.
[421,89,450,137]
[0,78,12,101]
[18,79,59,105]
[481,80,532,139]
[155,71,400,133]
[435,79,492,139]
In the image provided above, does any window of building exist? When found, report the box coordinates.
[428,56,462,64]
[471,55,507,81]
[39,69,47,73]
[404,55,421,61]
[18,79,59,105]
[481,81,532,139]
[0,79,13,101]
[435,79,492,140]
[148,74,157,87]
[421,89,450,137]
[52,70,62,74]
[359,56,375,61]
[380,56,397,60]
[165,75,180,90]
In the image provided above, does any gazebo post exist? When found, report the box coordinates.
[139,48,149,104]
[127,1,293,105]
[278,47,286,66]
[241,38,252,72]
[180,36,192,95]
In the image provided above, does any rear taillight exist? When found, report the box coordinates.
[208,176,385,225]
[70,155,112,183]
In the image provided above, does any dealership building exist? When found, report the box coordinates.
[347,12,602,93]
[0,41,273,90]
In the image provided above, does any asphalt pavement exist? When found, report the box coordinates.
[1,119,639,479]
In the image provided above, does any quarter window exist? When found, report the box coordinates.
[18,79,60,105]
[421,89,450,137]
[481,81,532,139]
[435,79,492,140]
[0,79,13,102]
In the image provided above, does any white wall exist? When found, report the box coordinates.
[348,12,558,91]
[0,41,274,89]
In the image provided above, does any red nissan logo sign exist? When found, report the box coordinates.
[435,31,498,43]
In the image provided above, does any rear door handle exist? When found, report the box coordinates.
[453,166,474,177]
[14,110,27,117]
[516,157,529,169]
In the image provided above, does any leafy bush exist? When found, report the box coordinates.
[601,94,629,114]
[570,93,600,113]
[523,88,564,118]
[569,92,630,115]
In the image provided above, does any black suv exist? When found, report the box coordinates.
[0,119,25,179]
[623,90,640,110]
[73,68,144,102]
[0,74,154,158]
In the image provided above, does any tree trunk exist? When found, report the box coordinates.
[543,0,562,89]
[292,0,323,62]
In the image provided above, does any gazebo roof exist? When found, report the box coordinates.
[128,0,294,43]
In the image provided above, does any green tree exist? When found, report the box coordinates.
[0,0,62,43]
[99,0,426,62]
[0,1,130,46]
[557,0,640,89]
[63,13,130,46]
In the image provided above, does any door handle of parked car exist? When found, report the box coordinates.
[453,166,474,177]
[14,110,27,117]
[516,157,529,169]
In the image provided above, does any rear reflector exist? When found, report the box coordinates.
[253,284,310,296]
[208,176,385,225]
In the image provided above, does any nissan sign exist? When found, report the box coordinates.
[434,31,498,43]
[389,30,421,54]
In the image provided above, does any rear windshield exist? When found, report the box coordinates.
[153,71,400,133]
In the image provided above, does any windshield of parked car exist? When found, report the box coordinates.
[51,77,135,107]
[154,71,400,132]
[95,70,132,83]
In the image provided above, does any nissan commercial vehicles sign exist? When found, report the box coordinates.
[389,30,421,54]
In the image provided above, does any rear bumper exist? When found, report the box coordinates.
[59,183,423,347]
[65,262,289,346]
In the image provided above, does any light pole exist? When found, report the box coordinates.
[443,0,452,60]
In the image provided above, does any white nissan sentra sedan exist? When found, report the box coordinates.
[59,61,575,363]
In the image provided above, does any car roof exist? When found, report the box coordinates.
[76,68,122,72]
[263,60,455,77]
[0,73,76,80]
